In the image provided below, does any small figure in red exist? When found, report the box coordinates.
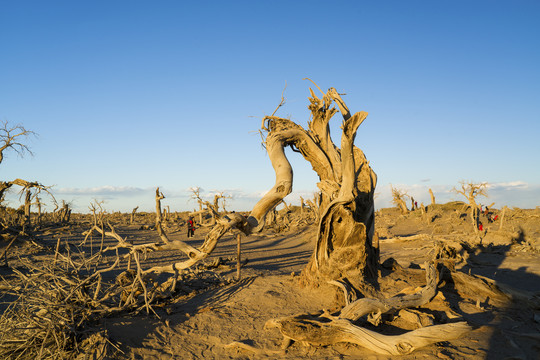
[187,216,195,238]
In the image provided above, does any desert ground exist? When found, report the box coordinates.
[1,202,539,359]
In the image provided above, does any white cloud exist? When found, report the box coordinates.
[5,180,538,214]
[56,185,146,195]
[488,181,529,190]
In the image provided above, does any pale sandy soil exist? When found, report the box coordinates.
[2,205,539,359]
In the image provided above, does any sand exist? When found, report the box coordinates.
[1,204,539,359]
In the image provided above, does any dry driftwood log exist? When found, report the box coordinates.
[263,262,471,355]
[265,314,470,356]
[339,262,438,321]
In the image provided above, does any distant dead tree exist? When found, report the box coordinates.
[210,193,223,225]
[219,193,232,212]
[453,181,488,234]
[164,205,170,221]
[34,196,43,226]
[190,187,205,224]
[130,206,139,224]
[51,199,71,225]
[0,179,53,231]
[0,120,36,165]
[0,123,56,233]
[304,192,320,222]
[189,188,228,226]
[391,185,409,215]
[428,188,436,206]
[22,190,31,232]
[155,188,165,235]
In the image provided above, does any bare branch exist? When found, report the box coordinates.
[0,120,36,165]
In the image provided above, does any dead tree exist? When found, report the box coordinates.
[305,192,320,222]
[264,84,380,287]
[220,193,232,212]
[453,181,488,234]
[0,120,36,165]
[299,196,305,216]
[190,187,205,224]
[22,190,31,232]
[34,196,43,226]
[211,194,220,225]
[428,188,436,205]
[0,179,53,231]
[189,188,226,226]
[391,186,409,215]
[155,187,165,235]
[130,206,139,224]
[499,206,507,230]
[209,192,227,225]
[167,84,378,291]
[57,200,71,224]
[164,205,170,221]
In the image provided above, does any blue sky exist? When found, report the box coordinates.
[1,1,539,212]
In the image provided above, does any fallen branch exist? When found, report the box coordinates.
[339,262,438,321]
[265,313,470,355]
